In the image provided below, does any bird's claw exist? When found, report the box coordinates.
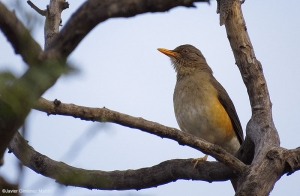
[191,154,208,168]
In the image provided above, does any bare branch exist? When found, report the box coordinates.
[263,147,300,178]
[224,0,280,194]
[44,0,69,49]
[216,0,235,25]
[27,0,47,16]
[281,148,300,175]
[34,97,246,175]
[0,2,67,162]
[0,2,43,66]
[48,0,209,57]
[8,132,235,190]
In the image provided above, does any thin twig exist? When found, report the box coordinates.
[27,1,47,16]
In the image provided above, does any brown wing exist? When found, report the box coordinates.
[210,76,244,144]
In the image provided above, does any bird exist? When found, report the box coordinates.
[157,44,243,166]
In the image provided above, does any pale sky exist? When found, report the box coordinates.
[1,0,300,195]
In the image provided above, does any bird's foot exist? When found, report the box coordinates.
[192,154,208,168]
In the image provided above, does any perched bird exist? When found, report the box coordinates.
[157,44,243,165]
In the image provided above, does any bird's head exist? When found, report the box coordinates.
[157,44,212,74]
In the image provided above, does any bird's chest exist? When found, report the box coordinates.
[173,76,232,142]
[173,77,217,127]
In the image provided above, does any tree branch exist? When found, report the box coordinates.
[48,0,209,57]
[223,0,281,195]
[8,132,235,190]
[0,2,43,66]
[27,0,47,16]
[286,148,300,174]
[45,0,69,49]
[33,97,246,175]
[266,147,300,176]
[0,2,67,163]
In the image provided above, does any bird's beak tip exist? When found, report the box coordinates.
[157,48,178,57]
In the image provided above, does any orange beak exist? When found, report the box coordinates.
[157,48,180,58]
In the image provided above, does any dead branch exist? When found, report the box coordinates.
[34,97,246,175]
[47,0,209,57]
[27,0,47,16]
[223,0,281,194]
[8,132,235,190]
[0,3,42,66]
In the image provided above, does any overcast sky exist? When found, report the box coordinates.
[1,0,300,195]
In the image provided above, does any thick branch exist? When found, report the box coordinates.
[34,97,246,175]
[224,0,281,195]
[0,2,43,66]
[281,147,300,175]
[8,132,234,190]
[48,0,209,57]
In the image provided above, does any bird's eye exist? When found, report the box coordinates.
[182,49,188,53]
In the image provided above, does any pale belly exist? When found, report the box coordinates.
[173,80,240,154]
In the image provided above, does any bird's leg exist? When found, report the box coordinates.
[192,154,208,168]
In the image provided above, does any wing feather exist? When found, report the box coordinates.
[210,76,244,144]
